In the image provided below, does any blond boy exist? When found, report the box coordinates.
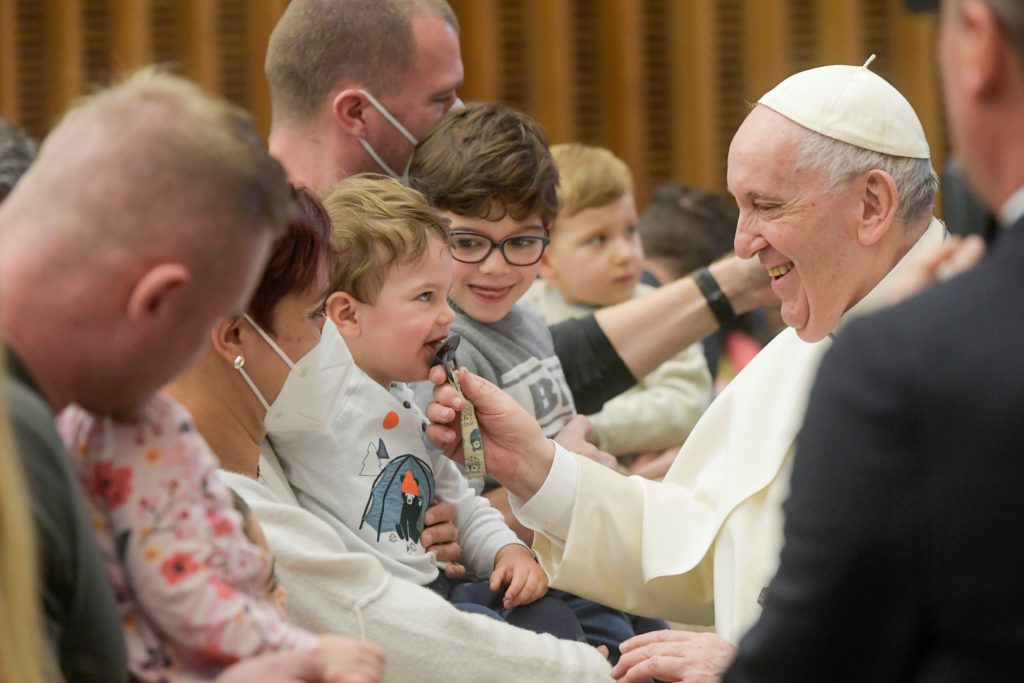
[526,144,712,464]
[267,175,582,637]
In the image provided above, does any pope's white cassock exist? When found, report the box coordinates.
[512,62,943,645]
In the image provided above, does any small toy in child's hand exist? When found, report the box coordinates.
[431,335,486,478]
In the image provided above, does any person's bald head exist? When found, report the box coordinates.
[266,0,459,123]
[0,69,291,416]
[6,68,291,264]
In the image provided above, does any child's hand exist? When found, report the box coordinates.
[627,446,680,480]
[317,634,385,683]
[491,544,548,608]
[554,415,617,470]
[442,561,467,580]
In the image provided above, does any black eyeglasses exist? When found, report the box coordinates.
[449,231,550,266]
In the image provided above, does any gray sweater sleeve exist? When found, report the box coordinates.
[549,315,637,416]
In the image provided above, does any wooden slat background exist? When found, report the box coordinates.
[0,0,941,208]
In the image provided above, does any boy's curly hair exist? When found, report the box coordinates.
[408,102,560,226]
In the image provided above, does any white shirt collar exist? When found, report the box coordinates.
[998,185,1024,228]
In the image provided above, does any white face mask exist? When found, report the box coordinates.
[236,315,354,438]
[357,90,464,184]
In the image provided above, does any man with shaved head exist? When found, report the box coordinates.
[0,69,291,681]
[265,0,463,190]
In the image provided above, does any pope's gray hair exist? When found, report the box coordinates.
[795,127,938,224]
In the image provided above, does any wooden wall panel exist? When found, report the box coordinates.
[245,0,288,138]
[181,0,218,91]
[570,0,604,147]
[150,0,184,69]
[14,0,50,137]
[597,0,648,204]
[0,0,18,120]
[640,0,674,195]
[46,0,83,119]
[742,0,788,103]
[449,0,502,103]
[524,0,575,144]
[0,0,942,204]
[111,0,152,70]
[714,0,747,190]
[816,0,864,65]
[888,3,946,176]
[669,0,720,190]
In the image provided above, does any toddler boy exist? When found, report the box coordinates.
[267,174,582,640]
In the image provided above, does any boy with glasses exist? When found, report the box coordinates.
[410,103,576,452]
[410,103,668,671]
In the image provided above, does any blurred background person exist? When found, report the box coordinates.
[639,184,779,392]
[0,118,38,202]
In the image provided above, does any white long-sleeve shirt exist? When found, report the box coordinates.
[271,361,523,586]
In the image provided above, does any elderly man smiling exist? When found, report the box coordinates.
[426,61,946,682]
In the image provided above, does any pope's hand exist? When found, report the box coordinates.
[425,365,555,501]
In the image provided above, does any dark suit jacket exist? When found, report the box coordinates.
[725,218,1024,682]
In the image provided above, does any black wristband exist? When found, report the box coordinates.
[693,266,737,327]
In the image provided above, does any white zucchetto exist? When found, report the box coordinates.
[757,58,931,159]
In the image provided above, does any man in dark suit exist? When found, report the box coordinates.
[724,1,1024,680]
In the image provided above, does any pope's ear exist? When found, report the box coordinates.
[210,316,244,365]
[857,169,900,246]
[326,291,361,338]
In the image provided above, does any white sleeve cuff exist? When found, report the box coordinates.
[509,441,579,541]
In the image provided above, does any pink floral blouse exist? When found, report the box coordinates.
[58,394,318,682]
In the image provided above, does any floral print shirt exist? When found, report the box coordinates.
[58,394,318,682]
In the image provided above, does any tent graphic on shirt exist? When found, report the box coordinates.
[359,440,435,544]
